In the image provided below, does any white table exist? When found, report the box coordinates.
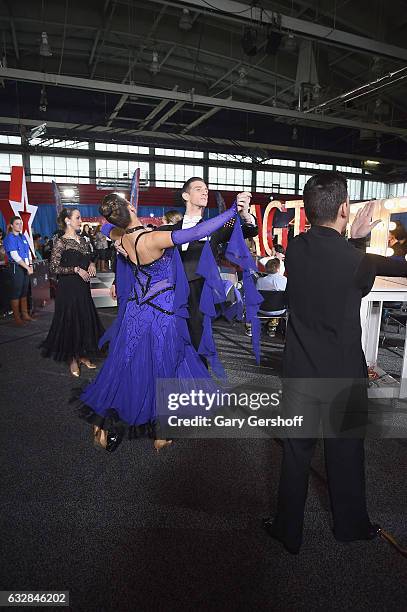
[361,277,407,398]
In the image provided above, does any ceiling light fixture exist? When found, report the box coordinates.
[39,32,52,57]
[237,67,248,86]
[179,8,193,31]
[39,85,47,112]
[371,56,383,76]
[312,83,321,100]
[283,32,297,52]
[150,51,160,75]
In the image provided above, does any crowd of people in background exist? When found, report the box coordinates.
[1,204,407,327]
[1,225,117,270]
[2,213,406,271]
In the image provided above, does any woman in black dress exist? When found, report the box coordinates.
[41,208,104,376]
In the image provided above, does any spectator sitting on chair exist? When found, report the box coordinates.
[258,244,285,272]
[42,236,51,259]
[33,234,43,261]
[274,244,286,275]
[256,258,287,336]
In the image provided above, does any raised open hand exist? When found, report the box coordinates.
[350,201,382,239]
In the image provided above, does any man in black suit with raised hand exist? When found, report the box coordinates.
[263,171,407,554]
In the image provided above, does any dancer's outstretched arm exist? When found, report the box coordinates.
[101,222,124,241]
[146,202,237,253]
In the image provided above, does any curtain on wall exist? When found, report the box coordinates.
[0,204,217,236]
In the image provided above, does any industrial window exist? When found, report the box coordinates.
[0,152,24,180]
[261,158,296,167]
[388,183,407,197]
[363,181,388,199]
[96,143,149,154]
[155,148,204,159]
[299,161,333,170]
[0,135,21,145]
[30,139,89,149]
[208,153,252,163]
[298,174,313,193]
[96,159,149,186]
[209,167,252,191]
[348,179,362,201]
[256,171,296,194]
[30,155,90,183]
[336,165,363,174]
[155,163,204,188]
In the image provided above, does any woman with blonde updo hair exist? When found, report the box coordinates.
[40,208,104,377]
[162,209,183,226]
[77,191,238,452]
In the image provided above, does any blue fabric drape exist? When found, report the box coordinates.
[0,203,218,237]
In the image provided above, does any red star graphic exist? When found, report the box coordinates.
[20,208,31,234]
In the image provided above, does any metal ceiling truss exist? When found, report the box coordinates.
[146,0,407,62]
[0,114,404,169]
[1,67,407,138]
[0,14,297,91]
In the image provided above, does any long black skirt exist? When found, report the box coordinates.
[40,275,104,362]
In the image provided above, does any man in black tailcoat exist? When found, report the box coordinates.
[158,177,258,351]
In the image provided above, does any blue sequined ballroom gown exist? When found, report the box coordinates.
[79,232,210,438]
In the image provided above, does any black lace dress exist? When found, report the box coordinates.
[40,236,104,362]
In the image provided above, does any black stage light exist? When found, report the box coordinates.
[241,27,258,56]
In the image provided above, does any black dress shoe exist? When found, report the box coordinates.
[262,517,300,555]
[334,523,381,543]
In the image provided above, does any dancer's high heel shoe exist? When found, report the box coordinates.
[79,358,97,369]
[70,361,80,377]
[153,439,173,452]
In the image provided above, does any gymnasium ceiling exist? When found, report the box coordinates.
[1,0,407,176]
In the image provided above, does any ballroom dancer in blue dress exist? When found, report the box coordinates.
[78,193,237,451]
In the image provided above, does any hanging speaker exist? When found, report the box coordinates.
[266,31,283,55]
[241,27,258,56]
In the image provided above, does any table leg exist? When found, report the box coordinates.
[399,331,407,398]
[361,299,382,366]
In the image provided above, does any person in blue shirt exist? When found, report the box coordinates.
[3,216,35,326]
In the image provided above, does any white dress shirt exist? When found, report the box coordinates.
[256,273,287,315]
[181,214,207,251]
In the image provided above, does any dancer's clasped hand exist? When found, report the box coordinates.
[77,267,91,282]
